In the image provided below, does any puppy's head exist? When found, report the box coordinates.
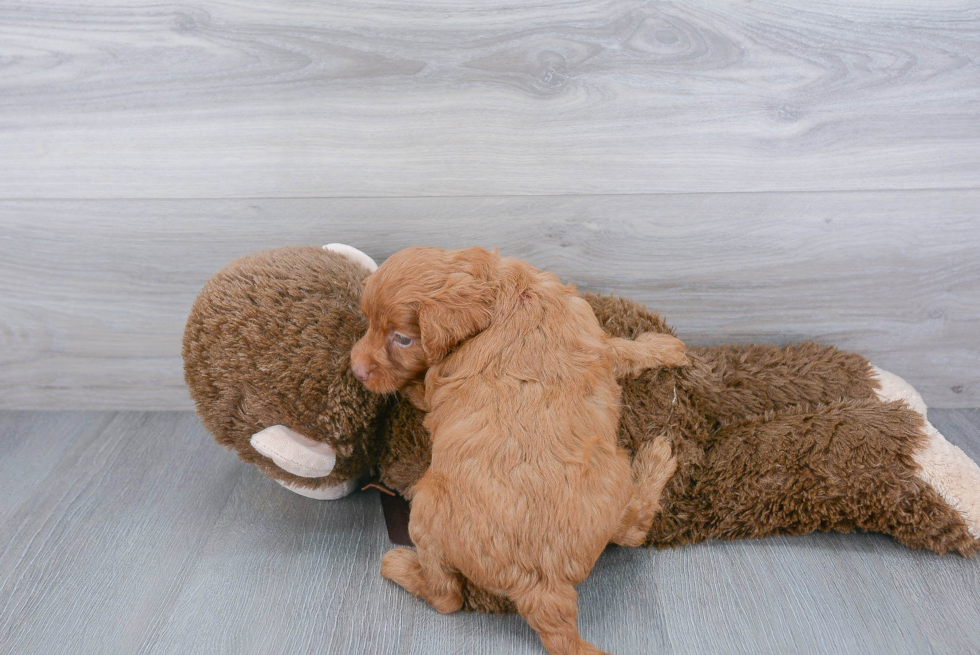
[350,246,497,393]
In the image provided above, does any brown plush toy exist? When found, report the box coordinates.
[183,244,980,614]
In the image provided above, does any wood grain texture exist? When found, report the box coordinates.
[0,409,978,654]
[870,409,980,655]
[1,0,979,198]
[0,412,242,655]
[2,191,978,409]
[144,462,415,655]
[0,411,114,538]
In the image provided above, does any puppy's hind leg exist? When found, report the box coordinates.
[381,547,463,614]
[512,585,609,655]
[607,333,689,377]
[612,436,678,547]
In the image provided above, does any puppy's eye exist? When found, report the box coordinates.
[391,332,416,347]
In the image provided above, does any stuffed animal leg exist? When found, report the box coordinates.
[647,397,979,556]
[688,345,980,543]
[614,339,980,555]
[871,367,980,540]
[585,297,980,552]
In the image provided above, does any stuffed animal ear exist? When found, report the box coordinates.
[417,247,497,363]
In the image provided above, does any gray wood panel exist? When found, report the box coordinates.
[1,1,979,198]
[2,191,978,409]
[1,409,978,654]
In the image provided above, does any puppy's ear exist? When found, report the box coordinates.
[417,248,497,363]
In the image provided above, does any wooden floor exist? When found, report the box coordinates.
[1,409,979,655]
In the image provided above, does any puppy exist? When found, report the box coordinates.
[351,247,688,655]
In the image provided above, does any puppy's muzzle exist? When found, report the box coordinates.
[352,358,377,383]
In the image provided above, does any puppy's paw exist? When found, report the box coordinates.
[381,547,423,590]
[381,548,462,614]
[612,499,654,547]
[613,525,648,548]
[636,332,690,368]
[430,589,464,615]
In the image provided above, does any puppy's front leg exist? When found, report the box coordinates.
[400,378,431,412]
[608,333,689,377]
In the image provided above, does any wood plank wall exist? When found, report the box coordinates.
[1,1,978,408]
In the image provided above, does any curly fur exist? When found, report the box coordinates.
[182,247,385,491]
[183,248,980,623]
[353,247,688,655]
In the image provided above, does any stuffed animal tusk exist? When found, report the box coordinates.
[251,424,338,478]
[277,478,359,500]
[323,243,379,273]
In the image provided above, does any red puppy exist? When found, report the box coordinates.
[352,247,688,655]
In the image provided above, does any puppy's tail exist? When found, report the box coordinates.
[512,585,610,655]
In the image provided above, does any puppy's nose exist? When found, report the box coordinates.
[352,360,376,382]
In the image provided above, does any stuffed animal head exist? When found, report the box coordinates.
[183,245,387,498]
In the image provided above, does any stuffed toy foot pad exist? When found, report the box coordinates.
[872,366,980,538]
[871,365,927,417]
[915,422,980,538]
